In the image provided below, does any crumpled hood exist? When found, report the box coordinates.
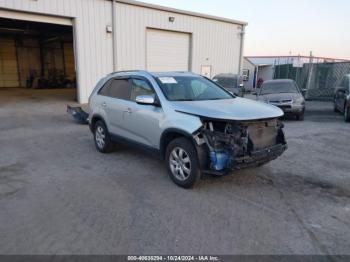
[171,97,283,121]
[258,92,301,102]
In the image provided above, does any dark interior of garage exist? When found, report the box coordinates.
[0,18,76,100]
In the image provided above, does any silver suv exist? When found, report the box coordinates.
[89,71,287,188]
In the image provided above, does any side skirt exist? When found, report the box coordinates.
[109,133,161,159]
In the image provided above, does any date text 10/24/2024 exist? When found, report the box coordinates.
[127,256,220,261]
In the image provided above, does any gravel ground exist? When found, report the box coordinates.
[0,88,349,255]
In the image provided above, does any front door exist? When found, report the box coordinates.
[122,77,164,148]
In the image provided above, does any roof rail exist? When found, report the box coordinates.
[108,70,149,75]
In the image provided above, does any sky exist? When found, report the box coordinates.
[142,0,350,59]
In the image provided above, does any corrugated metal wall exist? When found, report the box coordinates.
[0,0,114,102]
[0,0,243,102]
[115,2,242,77]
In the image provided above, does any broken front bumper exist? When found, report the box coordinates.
[202,143,287,176]
[232,143,287,170]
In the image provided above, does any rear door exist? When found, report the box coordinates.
[97,77,132,137]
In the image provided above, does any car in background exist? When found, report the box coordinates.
[88,71,287,188]
[212,73,243,96]
[256,79,306,120]
[334,74,350,122]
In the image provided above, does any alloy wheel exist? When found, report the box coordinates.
[169,147,191,181]
[95,126,106,149]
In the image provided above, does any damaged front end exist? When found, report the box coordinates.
[193,118,287,175]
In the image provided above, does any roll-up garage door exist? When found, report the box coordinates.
[0,38,19,87]
[0,10,72,26]
[146,29,190,72]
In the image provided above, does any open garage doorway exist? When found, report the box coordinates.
[0,16,77,102]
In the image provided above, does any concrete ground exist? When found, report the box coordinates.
[0,87,349,255]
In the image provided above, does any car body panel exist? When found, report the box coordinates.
[170,97,283,121]
[256,79,305,115]
[258,92,300,103]
[212,73,241,95]
[334,74,350,113]
[89,71,204,149]
[89,71,287,172]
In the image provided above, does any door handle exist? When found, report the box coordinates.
[123,108,132,114]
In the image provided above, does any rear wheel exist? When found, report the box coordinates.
[165,138,200,188]
[93,121,114,153]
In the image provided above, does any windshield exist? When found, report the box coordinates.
[213,77,238,89]
[260,81,299,95]
[155,76,233,101]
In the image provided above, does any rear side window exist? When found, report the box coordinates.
[98,78,131,100]
[130,79,155,101]
[98,80,112,96]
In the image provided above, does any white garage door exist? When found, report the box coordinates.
[146,29,190,72]
[0,10,72,26]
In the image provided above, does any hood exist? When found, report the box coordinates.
[171,97,283,121]
[258,92,302,102]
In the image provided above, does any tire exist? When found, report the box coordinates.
[333,98,338,112]
[93,120,114,153]
[165,137,200,188]
[344,105,350,122]
[296,111,305,121]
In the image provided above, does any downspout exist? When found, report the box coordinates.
[238,25,246,76]
[112,0,117,71]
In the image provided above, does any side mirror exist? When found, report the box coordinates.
[301,89,307,96]
[135,95,156,105]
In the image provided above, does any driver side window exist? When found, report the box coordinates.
[130,78,155,101]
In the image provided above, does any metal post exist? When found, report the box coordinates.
[238,25,246,76]
[112,0,117,71]
[306,51,314,98]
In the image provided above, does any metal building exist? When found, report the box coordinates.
[0,0,247,103]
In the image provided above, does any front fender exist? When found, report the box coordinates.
[159,111,203,135]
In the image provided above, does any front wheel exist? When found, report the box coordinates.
[165,138,200,188]
[296,111,305,121]
[345,106,350,122]
[333,98,338,112]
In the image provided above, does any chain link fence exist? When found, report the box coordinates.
[274,62,350,100]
